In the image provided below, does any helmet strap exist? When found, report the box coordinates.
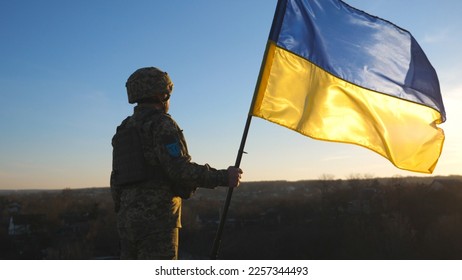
[138,93,170,112]
[155,93,170,113]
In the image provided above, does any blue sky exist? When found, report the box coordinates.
[1,0,461,189]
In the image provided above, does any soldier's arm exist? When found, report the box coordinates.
[153,118,229,189]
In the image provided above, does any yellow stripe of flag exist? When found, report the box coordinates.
[252,42,445,173]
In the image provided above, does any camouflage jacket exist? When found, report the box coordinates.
[110,106,228,231]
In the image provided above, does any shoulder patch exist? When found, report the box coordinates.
[165,142,182,158]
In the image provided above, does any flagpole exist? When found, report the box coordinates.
[209,47,268,258]
[210,114,253,260]
[209,0,285,260]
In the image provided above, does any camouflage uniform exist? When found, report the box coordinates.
[111,106,228,259]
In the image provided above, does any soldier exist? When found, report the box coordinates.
[110,67,242,259]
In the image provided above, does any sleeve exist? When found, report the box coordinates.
[110,172,121,213]
[153,115,229,189]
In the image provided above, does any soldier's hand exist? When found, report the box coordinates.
[227,166,243,188]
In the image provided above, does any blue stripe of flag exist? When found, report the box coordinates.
[268,0,445,120]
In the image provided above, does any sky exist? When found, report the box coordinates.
[0,0,461,189]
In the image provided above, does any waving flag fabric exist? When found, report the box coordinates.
[251,0,446,173]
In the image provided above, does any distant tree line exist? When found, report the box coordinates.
[1,175,462,259]
[0,188,118,259]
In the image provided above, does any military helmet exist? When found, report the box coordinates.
[125,67,174,104]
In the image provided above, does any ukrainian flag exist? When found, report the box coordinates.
[251,0,446,173]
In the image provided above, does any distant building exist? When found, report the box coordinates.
[8,215,31,236]
[8,202,21,214]
[8,214,46,236]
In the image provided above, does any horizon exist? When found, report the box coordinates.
[3,174,462,191]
